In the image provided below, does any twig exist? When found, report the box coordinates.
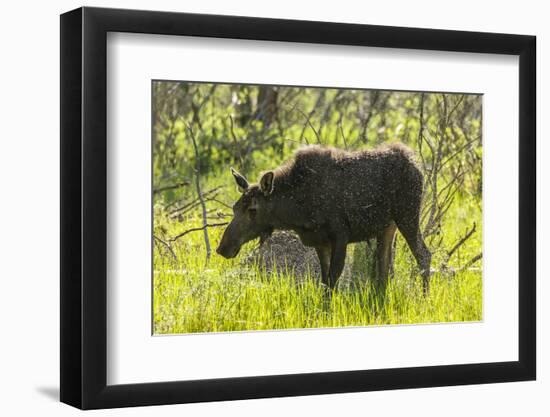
[228,115,245,167]
[206,215,232,220]
[338,121,349,150]
[153,181,190,195]
[439,136,481,171]
[170,197,229,219]
[210,198,233,210]
[190,85,217,129]
[153,235,177,261]
[417,93,428,170]
[463,252,482,269]
[318,90,343,138]
[447,94,466,121]
[296,106,321,145]
[168,186,224,217]
[360,90,380,143]
[447,222,477,260]
[169,222,229,242]
[186,123,212,263]
[438,252,483,275]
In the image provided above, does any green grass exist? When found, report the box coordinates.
[153,200,482,334]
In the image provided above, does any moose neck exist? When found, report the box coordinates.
[265,188,309,232]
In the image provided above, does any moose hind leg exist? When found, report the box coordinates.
[396,217,432,293]
[376,222,397,285]
[417,238,431,293]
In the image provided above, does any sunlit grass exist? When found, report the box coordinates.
[153,201,482,334]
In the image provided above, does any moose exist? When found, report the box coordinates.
[216,143,432,291]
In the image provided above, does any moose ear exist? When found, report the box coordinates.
[259,171,275,196]
[231,167,249,192]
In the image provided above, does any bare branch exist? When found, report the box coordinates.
[360,90,380,143]
[227,115,244,167]
[463,252,482,269]
[446,94,466,121]
[169,222,229,242]
[338,121,349,150]
[168,186,224,217]
[153,181,190,195]
[439,135,480,170]
[296,106,321,144]
[185,123,212,263]
[190,85,217,129]
[210,198,233,210]
[447,222,477,259]
[153,235,177,261]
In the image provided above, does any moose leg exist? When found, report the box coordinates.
[328,239,348,289]
[376,222,397,285]
[396,217,432,293]
[315,245,331,287]
[389,235,397,278]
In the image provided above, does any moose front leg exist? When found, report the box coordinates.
[328,239,348,289]
[315,246,331,287]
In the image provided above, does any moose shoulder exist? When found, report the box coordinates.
[216,144,432,291]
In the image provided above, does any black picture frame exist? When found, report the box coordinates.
[60,6,536,410]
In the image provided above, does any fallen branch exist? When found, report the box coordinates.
[169,222,229,242]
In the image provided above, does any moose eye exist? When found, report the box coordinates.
[248,207,257,217]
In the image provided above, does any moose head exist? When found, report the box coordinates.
[216,168,275,258]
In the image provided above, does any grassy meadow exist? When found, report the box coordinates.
[152,83,483,334]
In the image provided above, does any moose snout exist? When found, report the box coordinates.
[216,234,240,258]
[215,244,227,257]
[216,243,239,259]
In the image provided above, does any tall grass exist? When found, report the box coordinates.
[153,201,482,334]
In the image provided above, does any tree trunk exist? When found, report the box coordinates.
[256,86,278,126]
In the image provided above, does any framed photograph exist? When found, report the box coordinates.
[60,6,536,409]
